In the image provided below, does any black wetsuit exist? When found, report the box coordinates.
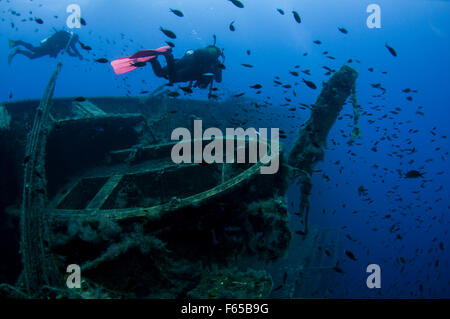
[150,46,223,89]
[10,30,82,61]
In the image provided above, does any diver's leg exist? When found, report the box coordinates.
[12,40,40,52]
[14,49,47,60]
[149,58,168,78]
[161,53,176,82]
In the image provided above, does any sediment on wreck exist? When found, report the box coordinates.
[288,65,358,235]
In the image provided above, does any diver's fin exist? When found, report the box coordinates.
[129,46,171,59]
[8,48,18,66]
[110,57,142,75]
[110,46,171,75]
[8,39,16,49]
[110,55,158,75]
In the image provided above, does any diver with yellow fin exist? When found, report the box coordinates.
[8,29,83,65]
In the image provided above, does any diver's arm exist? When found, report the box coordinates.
[215,68,222,83]
[162,52,176,81]
[70,43,83,60]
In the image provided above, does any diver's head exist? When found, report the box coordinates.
[206,45,224,60]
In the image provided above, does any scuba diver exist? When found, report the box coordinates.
[111,36,224,95]
[8,29,83,65]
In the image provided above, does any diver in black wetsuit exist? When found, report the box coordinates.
[8,30,83,65]
[149,44,224,93]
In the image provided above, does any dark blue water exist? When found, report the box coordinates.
[1,0,449,298]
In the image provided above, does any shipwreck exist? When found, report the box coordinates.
[0,62,358,298]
